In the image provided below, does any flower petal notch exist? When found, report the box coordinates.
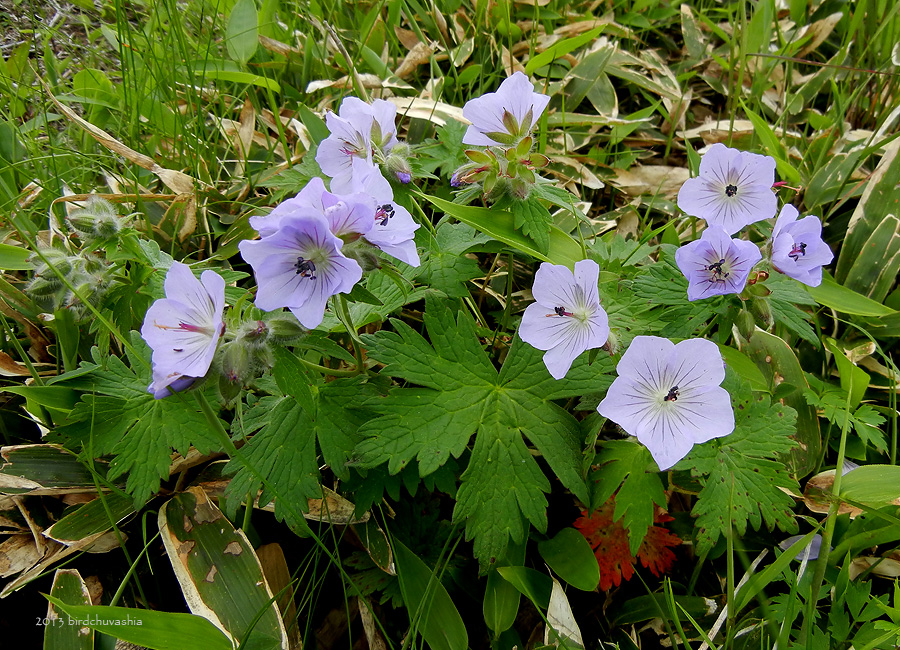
[140,261,226,399]
[519,259,609,380]
[674,225,762,301]
[239,213,362,329]
[770,205,833,287]
[677,143,777,234]
[462,71,551,147]
[597,336,735,471]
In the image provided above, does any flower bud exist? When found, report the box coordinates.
[220,342,253,389]
[749,296,774,330]
[266,314,308,343]
[735,309,756,340]
[340,239,381,272]
[26,276,62,297]
[67,196,121,240]
[236,319,269,349]
[385,142,412,184]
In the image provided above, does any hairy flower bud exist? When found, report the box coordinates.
[236,319,269,349]
[265,314,308,343]
[384,142,412,184]
[67,196,122,240]
[220,342,253,388]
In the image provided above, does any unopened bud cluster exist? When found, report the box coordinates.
[27,247,113,320]
[217,314,308,401]
[451,136,549,202]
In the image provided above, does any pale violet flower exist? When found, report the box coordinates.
[140,262,226,399]
[519,259,609,380]
[316,97,399,194]
[674,225,762,301]
[677,143,777,234]
[239,214,362,329]
[771,205,833,287]
[348,159,420,266]
[462,72,551,146]
[597,336,735,471]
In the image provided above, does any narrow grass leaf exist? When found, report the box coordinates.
[43,570,93,650]
[44,597,232,650]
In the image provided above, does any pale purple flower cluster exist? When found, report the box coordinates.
[675,143,833,294]
[140,262,226,399]
[240,171,419,329]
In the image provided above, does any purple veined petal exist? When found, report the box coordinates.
[348,156,394,200]
[573,259,601,307]
[771,210,833,287]
[667,338,727,388]
[250,178,331,237]
[519,302,587,351]
[323,194,377,238]
[676,227,762,301]
[772,203,800,238]
[779,534,824,562]
[597,334,735,470]
[462,126,502,147]
[677,143,777,233]
[612,335,673,390]
[530,263,580,309]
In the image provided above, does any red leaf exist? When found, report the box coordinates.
[574,494,681,591]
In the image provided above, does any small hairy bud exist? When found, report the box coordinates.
[384,142,412,184]
[236,319,269,349]
[220,342,253,389]
[266,314,308,343]
[26,275,62,297]
[67,196,122,240]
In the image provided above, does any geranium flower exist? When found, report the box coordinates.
[462,72,551,146]
[677,143,777,234]
[349,159,420,266]
[770,205,833,287]
[239,213,362,329]
[140,262,226,399]
[674,225,762,301]
[597,336,735,470]
[518,259,609,380]
[316,97,399,194]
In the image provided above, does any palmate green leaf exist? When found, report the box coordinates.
[505,196,552,256]
[683,378,799,554]
[354,296,613,566]
[53,333,220,506]
[803,388,887,453]
[589,441,665,556]
[418,222,493,297]
[223,375,379,526]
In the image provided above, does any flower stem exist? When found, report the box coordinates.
[335,295,366,374]
[801,380,854,643]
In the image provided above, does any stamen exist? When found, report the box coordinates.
[725,184,738,197]
[663,386,679,402]
[375,204,395,226]
[294,257,317,279]
[788,242,807,261]
[546,306,574,317]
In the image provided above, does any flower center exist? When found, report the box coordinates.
[294,257,318,279]
[725,184,738,197]
[375,203,395,226]
[706,257,730,284]
[663,385,680,402]
[788,242,807,261]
